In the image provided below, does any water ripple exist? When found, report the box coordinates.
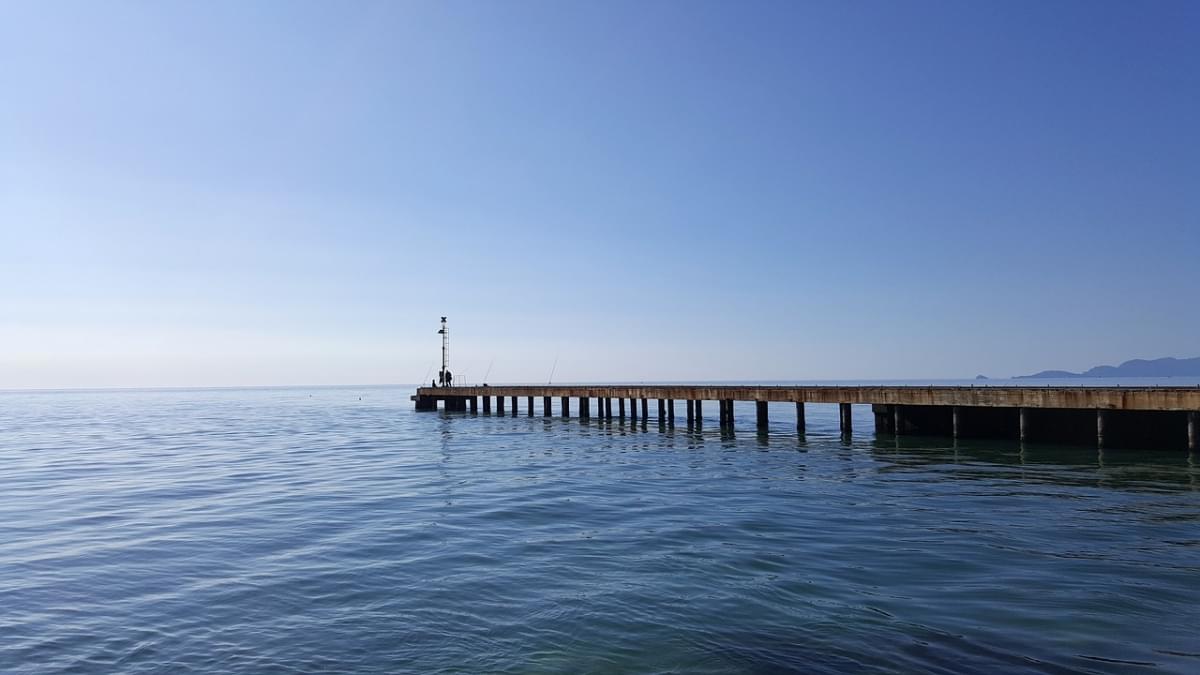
[1,387,1198,673]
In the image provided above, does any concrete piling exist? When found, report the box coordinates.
[840,403,852,434]
[619,398,626,419]
[605,397,613,420]
[657,399,665,423]
[667,400,674,426]
[561,397,570,418]
[1019,407,1029,442]
[482,396,491,414]
[527,396,534,417]
[756,401,768,429]
[496,396,504,415]
[641,398,648,419]
[580,397,590,419]
[952,406,960,438]
[686,400,694,423]
[695,400,702,424]
[469,397,478,414]
[543,396,551,417]
[796,402,806,433]
[511,396,518,416]
[1097,409,1108,448]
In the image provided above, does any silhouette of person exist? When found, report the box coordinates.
[438,371,445,387]
[445,370,453,387]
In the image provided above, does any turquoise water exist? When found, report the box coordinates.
[2,386,1198,673]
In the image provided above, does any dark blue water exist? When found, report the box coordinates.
[2,387,1198,673]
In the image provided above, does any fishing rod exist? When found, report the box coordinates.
[547,355,558,385]
[481,359,494,384]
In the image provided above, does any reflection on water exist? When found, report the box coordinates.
[0,386,1197,674]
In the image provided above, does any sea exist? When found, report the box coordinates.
[2,381,1198,674]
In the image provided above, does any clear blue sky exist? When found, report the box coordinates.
[2,1,1197,388]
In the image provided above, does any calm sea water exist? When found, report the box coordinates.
[2,385,1198,674]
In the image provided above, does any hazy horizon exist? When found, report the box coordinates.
[3,1,1197,390]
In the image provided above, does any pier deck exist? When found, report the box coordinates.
[413,385,1200,450]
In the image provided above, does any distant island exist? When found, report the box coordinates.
[1016,357,1200,379]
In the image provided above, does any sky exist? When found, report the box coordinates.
[1,1,1197,389]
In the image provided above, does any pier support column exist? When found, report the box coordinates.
[543,397,551,417]
[511,396,518,417]
[756,401,768,430]
[723,400,734,429]
[605,398,613,420]
[469,397,478,414]
[415,395,437,411]
[1097,409,1108,448]
[796,402,806,433]
[561,397,570,418]
[686,400,694,424]
[952,406,960,438]
[1019,408,1029,442]
[641,398,649,419]
[483,396,491,414]
[657,399,665,423]
[630,398,637,421]
[580,397,590,419]
[893,405,903,435]
[527,396,533,417]
[619,398,626,419]
[667,400,675,426]
[496,396,505,415]
[1190,412,1198,450]
[839,403,852,434]
[695,400,702,425]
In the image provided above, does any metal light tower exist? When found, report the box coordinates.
[438,317,448,386]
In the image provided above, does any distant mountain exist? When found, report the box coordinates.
[1017,357,1200,379]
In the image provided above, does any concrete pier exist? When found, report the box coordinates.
[415,385,1200,450]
